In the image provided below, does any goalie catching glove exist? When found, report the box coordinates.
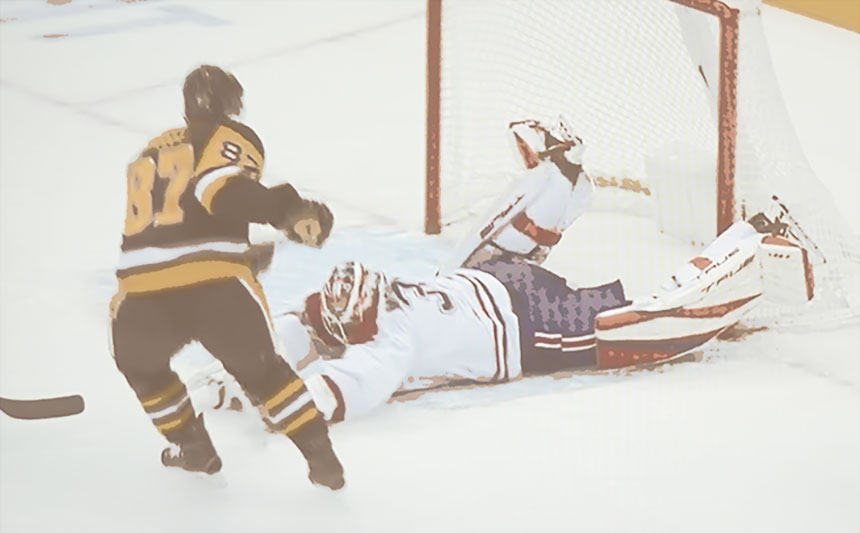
[509,114,585,172]
[440,114,592,272]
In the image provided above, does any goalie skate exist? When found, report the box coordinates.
[594,222,766,369]
[749,199,816,305]
[160,415,223,475]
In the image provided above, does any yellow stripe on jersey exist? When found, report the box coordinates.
[112,258,273,324]
[118,260,253,295]
[264,378,304,412]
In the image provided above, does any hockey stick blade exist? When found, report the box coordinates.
[0,395,85,420]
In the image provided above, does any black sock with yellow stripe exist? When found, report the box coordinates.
[259,376,321,437]
[256,375,344,489]
[139,378,197,441]
[138,378,221,473]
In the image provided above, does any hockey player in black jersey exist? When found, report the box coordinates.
[110,65,344,489]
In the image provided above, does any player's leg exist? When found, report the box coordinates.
[111,292,221,474]
[440,116,593,273]
[474,257,628,374]
[193,278,344,490]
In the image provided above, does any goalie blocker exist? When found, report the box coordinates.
[594,218,814,369]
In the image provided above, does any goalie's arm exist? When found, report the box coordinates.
[304,318,413,423]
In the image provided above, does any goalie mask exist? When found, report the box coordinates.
[320,261,386,345]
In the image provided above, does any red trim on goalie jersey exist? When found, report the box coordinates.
[321,375,346,423]
[455,273,508,381]
[511,212,562,247]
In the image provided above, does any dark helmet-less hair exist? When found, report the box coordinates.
[183,65,243,123]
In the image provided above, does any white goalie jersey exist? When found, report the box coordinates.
[276,269,521,422]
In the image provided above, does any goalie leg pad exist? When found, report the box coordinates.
[595,229,765,369]
[759,235,814,305]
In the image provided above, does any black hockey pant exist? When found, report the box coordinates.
[110,277,328,454]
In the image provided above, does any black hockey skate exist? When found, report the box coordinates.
[296,432,345,490]
[160,416,222,475]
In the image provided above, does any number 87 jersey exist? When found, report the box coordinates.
[118,120,282,285]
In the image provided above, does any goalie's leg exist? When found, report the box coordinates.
[441,115,593,273]
[594,221,770,369]
[474,256,628,373]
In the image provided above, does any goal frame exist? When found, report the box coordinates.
[424,0,740,236]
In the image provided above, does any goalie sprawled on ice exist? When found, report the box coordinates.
[276,118,815,423]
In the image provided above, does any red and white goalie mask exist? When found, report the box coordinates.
[320,261,386,345]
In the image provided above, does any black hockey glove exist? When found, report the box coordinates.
[280,199,334,247]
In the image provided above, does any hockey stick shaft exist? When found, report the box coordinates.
[0,395,85,420]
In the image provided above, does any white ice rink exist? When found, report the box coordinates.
[0,1,858,532]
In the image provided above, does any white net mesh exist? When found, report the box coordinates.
[439,0,719,224]
[732,9,860,327]
[436,0,859,327]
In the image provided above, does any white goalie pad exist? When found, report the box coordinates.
[438,162,593,273]
[758,235,814,306]
[492,165,593,257]
[594,224,765,369]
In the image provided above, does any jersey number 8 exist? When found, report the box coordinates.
[124,144,195,236]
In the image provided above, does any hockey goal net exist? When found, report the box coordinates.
[426,0,859,327]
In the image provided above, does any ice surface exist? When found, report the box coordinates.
[0,1,857,532]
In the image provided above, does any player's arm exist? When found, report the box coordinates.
[193,124,333,246]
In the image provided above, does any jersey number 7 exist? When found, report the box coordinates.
[124,144,195,236]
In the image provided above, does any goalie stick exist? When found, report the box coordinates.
[0,395,85,420]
